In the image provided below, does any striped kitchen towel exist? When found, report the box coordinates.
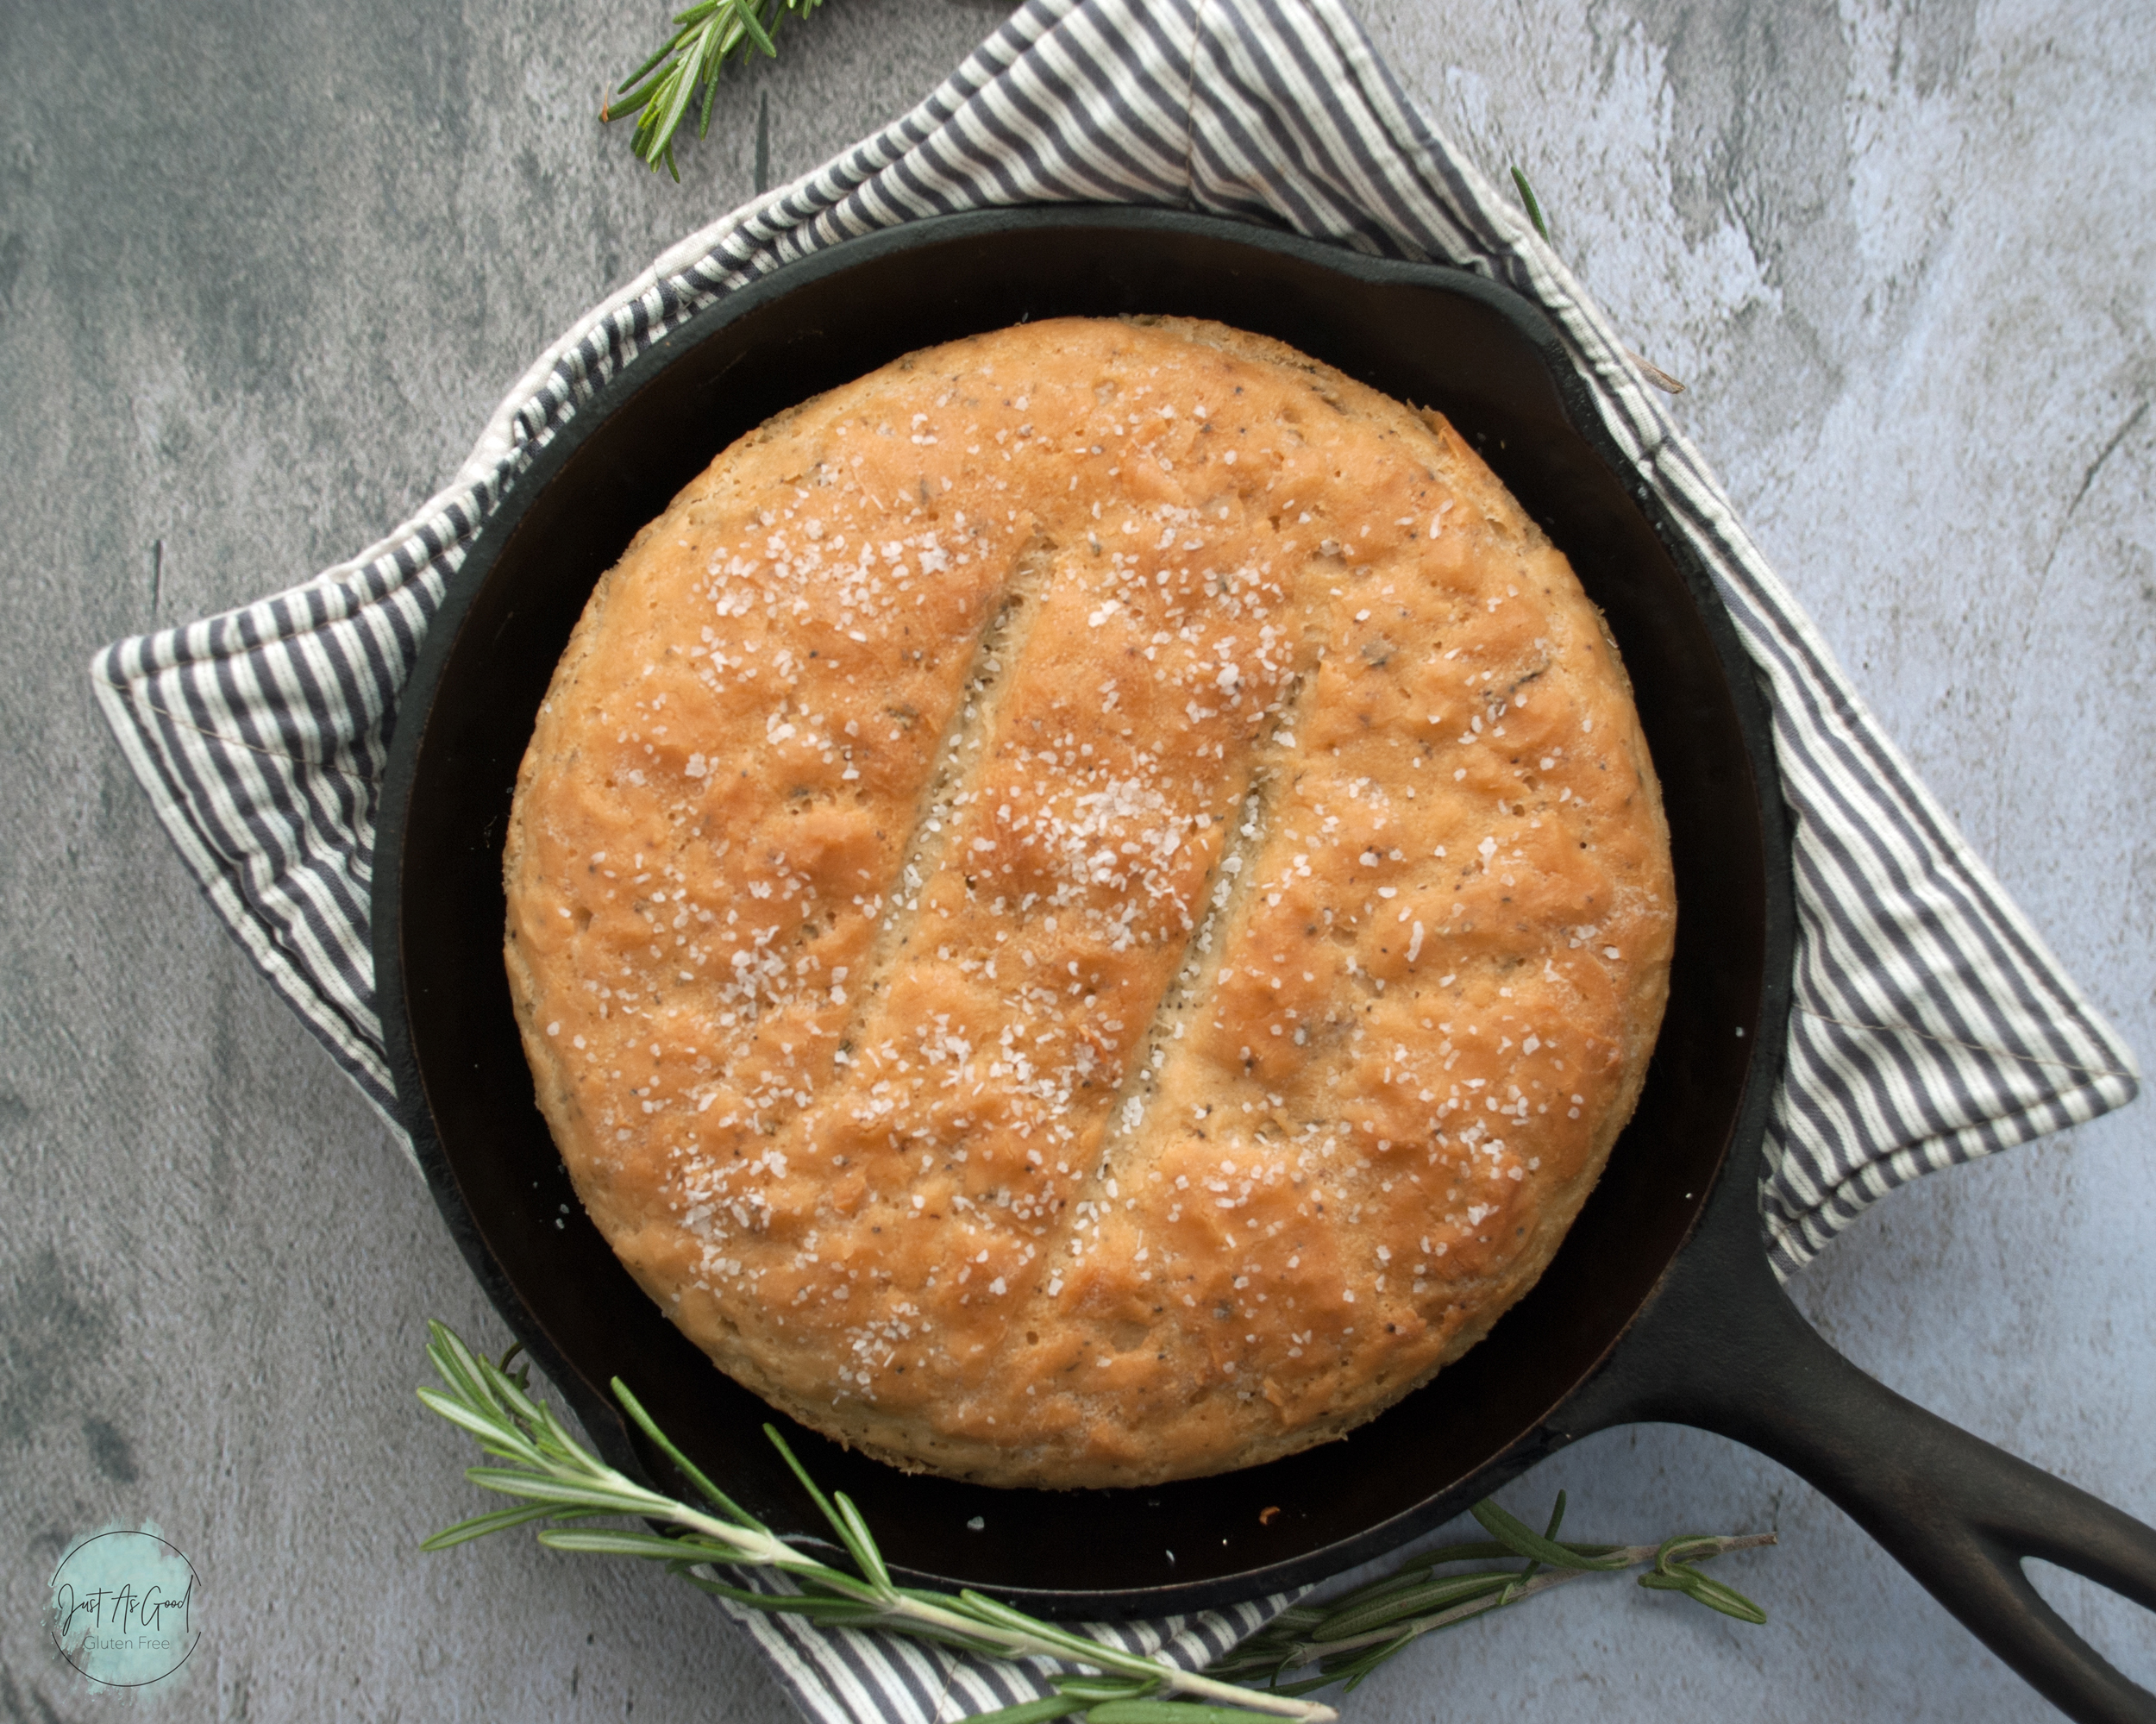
[88,0,2139,1719]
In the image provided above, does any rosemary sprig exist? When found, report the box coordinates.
[417,1321,1333,1723]
[417,1320,1772,1716]
[1509,166,1551,243]
[605,0,828,179]
[1209,1496,1774,1696]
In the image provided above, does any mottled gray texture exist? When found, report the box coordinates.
[1,0,2149,1718]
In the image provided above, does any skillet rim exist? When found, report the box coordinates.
[373,203,1796,1617]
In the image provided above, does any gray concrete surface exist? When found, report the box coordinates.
[2,0,2149,1717]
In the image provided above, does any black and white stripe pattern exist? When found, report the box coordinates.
[720,1568,1284,1724]
[89,1,2139,1716]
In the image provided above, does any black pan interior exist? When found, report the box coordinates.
[376,207,1783,1617]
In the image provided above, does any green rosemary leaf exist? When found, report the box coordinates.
[771,1570,887,1602]
[614,30,683,97]
[415,1385,535,1456]
[697,37,724,140]
[495,1339,531,1391]
[1472,1499,1627,1572]
[1298,1569,1432,1631]
[1199,1654,1293,1687]
[1087,1702,1287,1724]
[1307,1571,1514,1642]
[611,1376,766,1530]
[761,1423,842,1523]
[536,1528,728,1562]
[891,1583,987,1611]
[1655,1533,1727,1569]
[476,1353,557,1439]
[650,70,701,178]
[1333,1634,1416,1693]
[872,1621,1018,1659]
[426,1321,504,1415]
[956,1590,1126,1665]
[532,1400,611,1473]
[1509,166,1551,241]
[606,81,660,122]
[1052,1676,1160,1702]
[417,1500,561,1552]
[1641,1564,1769,1625]
[607,0,830,175]
[1702,1578,1768,1625]
[783,1564,890,1608]
[1407,1540,1515,1565]
[831,1491,894,1594]
[1499,1492,1568,1604]
[674,1577,892,1623]
[761,1424,887,1586]
[731,0,780,57]
[880,1584,1069,1656]
[965,1700,1090,1724]
[461,1468,656,1514]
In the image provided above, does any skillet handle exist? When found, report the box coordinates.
[1561,1231,2156,1724]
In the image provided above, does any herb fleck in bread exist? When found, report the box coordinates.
[504,316,1674,1488]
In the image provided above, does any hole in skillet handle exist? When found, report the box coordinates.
[372,205,1785,1621]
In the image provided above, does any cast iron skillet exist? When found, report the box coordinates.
[374,207,2156,1722]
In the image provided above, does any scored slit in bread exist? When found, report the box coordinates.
[504,316,1674,1489]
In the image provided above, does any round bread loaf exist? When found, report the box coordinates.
[504,316,1673,1489]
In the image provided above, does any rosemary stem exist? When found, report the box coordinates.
[642,1498,815,1572]
[709,1568,1338,1720]
[630,1486,1338,1719]
[1285,1533,1777,1664]
[1288,1565,1589,1662]
[422,1321,1771,1718]
[590,1470,932,1595]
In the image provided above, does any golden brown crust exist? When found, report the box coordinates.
[504,317,1674,1488]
